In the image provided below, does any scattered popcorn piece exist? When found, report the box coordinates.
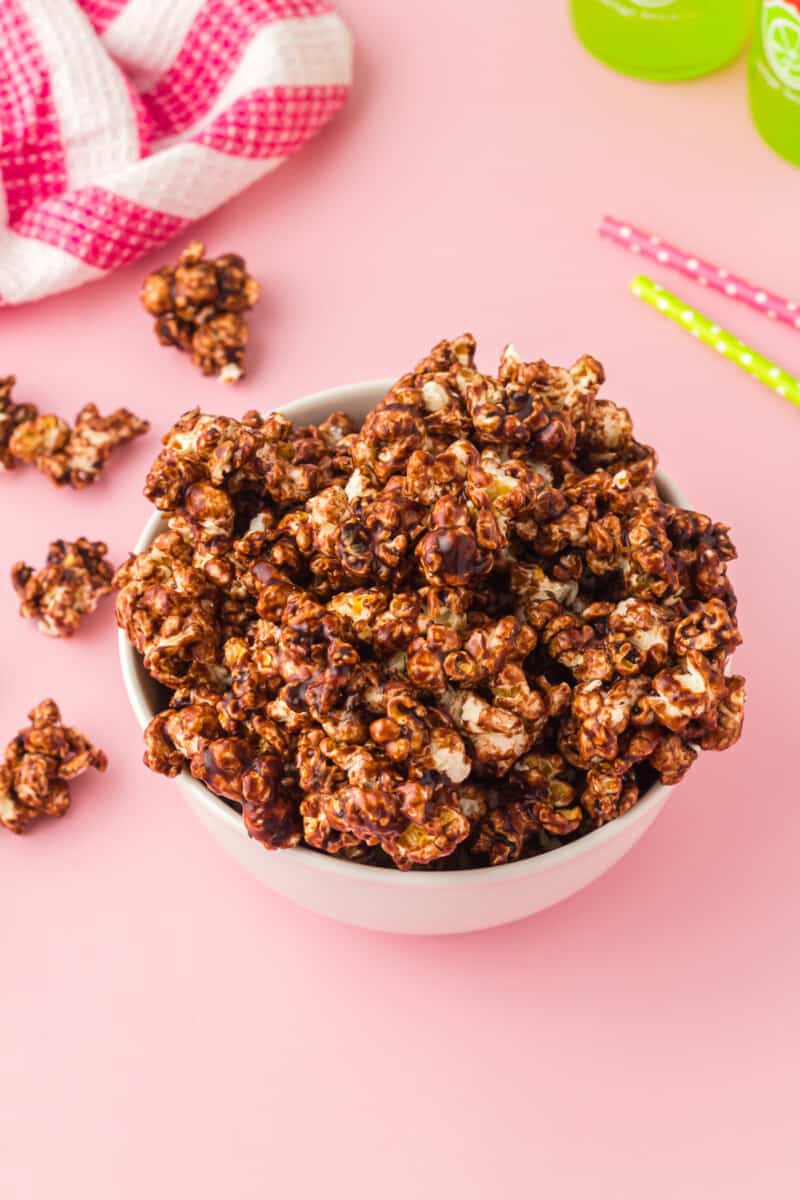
[0,376,38,470]
[0,700,107,834]
[140,241,260,381]
[11,538,115,637]
[9,404,149,487]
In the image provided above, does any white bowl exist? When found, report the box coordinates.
[119,379,688,935]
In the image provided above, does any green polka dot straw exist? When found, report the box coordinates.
[631,275,800,409]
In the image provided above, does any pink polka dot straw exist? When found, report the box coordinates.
[599,215,800,334]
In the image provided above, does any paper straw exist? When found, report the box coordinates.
[601,215,800,335]
[631,274,800,410]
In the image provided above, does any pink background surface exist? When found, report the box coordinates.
[3,4,800,1196]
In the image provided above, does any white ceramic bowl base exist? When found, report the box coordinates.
[119,379,685,935]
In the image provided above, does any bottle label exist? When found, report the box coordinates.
[761,0,800,94]
[596,0,696,20]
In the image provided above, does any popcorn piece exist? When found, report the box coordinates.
[388,799,470,868]
[327,587,389,642]
[300,790,370,856]
[608,597,672,674]
[0,376,38,470]
[650,651,725,734]
[445,690,532,774]
[114,531,225,689]
[141,241,260,381]
[353,387,428,482]
[336,483,426,587]
[699,674,746,752]
[649,734,697,786]
[9,404,149,487]
[571,676,649,763]
[144,695,224,777]
[581,766,639,827]
[416,496,497,587]
[11,538,115,637]
[471,792,543,865]
[673,598,741,659]
[8,414,70,468]
[621,500,679,601]
[0,700,106,834]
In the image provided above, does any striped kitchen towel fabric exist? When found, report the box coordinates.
[0,0,352,304]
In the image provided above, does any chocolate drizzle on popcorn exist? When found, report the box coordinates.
[115,335,745,869]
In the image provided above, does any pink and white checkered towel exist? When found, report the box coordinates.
[0,0,352,305]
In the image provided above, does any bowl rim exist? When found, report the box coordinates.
[118,377,686,890]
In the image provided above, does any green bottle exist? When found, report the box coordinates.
[749,0,800,164]
[570,0,754,81]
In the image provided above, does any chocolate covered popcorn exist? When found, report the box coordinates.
[116,335,745,868]
[12,538,115,637]
[140,241,260,382]
[9,403,149,487]
[0,700,107,834]
[0,376,37,470]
